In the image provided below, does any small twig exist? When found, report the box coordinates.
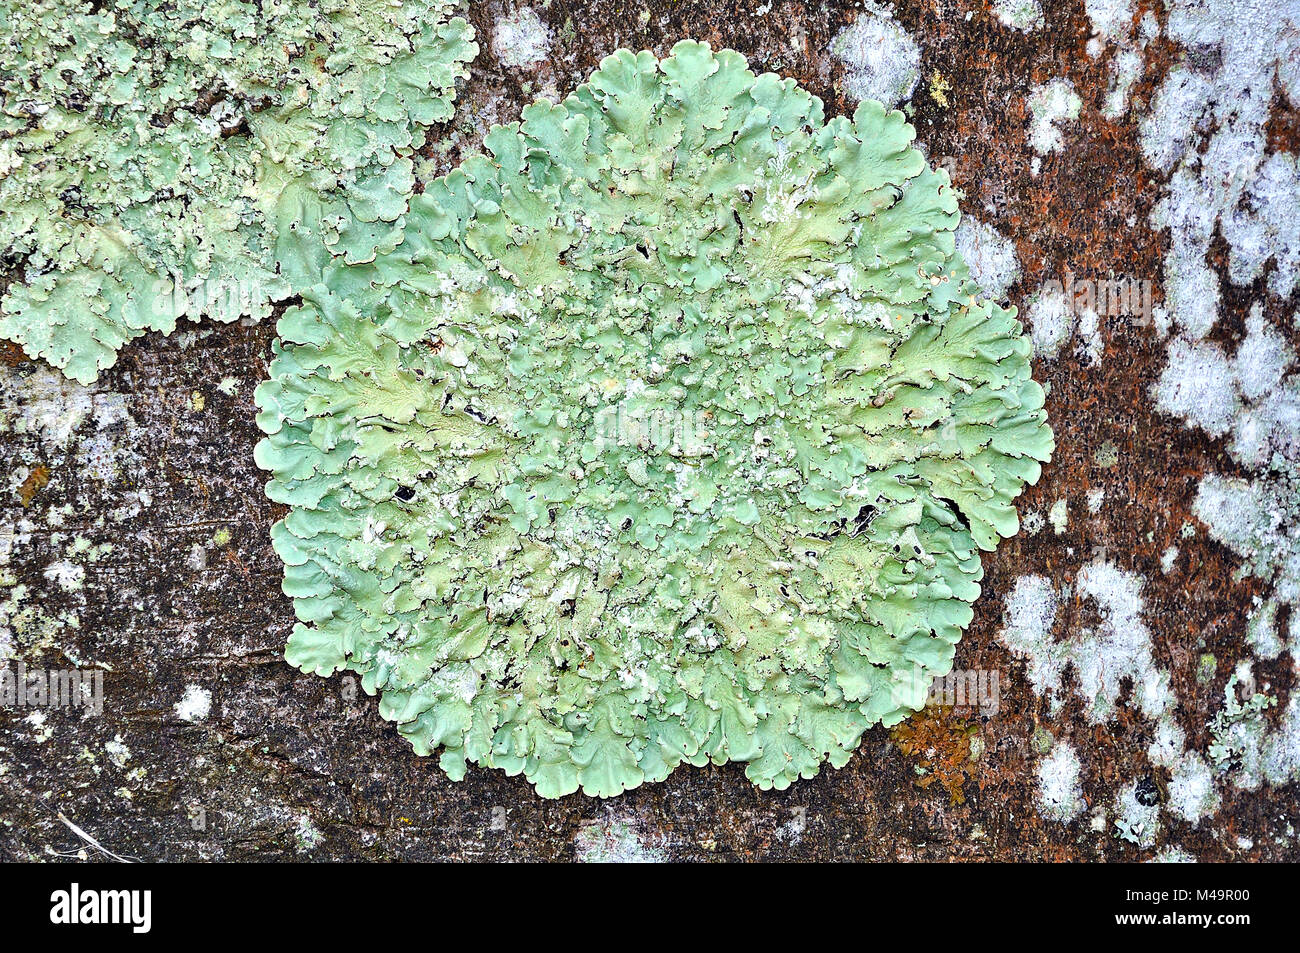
[36,798,138,863]
[54,812,136,863]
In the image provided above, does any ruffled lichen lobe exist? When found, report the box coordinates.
[0,0,476,383]
[255,40,1052,798]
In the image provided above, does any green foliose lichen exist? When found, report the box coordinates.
[254,42,1054,798]
[0,0,476,383]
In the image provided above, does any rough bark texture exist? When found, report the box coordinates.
[2,0,1298,861]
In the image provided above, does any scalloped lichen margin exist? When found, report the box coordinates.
[254,41,1054,798]
[0,0,476,384]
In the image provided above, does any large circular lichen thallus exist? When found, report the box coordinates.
[254,40,1054,798]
